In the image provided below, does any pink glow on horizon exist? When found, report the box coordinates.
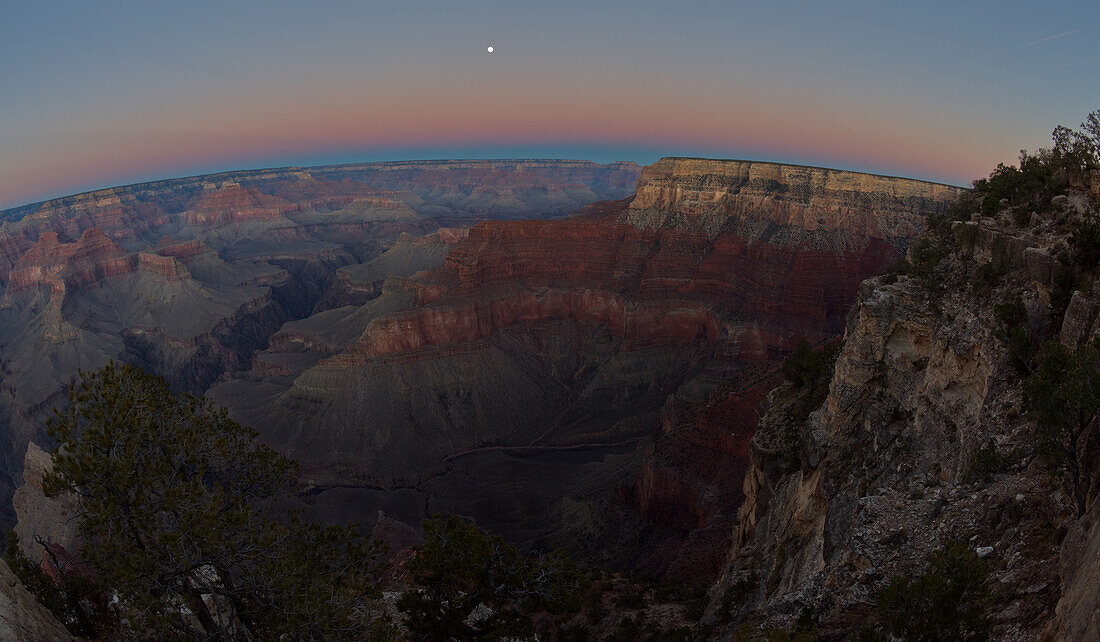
[2,74,1006,207]
[5,2,1095,210]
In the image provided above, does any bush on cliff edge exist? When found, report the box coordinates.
[876,541,991,641]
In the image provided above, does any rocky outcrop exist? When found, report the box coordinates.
[1046,497,1100,640]
[705,176,1100,638]
[212,160,959,578]
[705,270,1066,637]
[8,229,191,296]
[0,560,73,641]
[12,442,78,562]
[626,158,962,239]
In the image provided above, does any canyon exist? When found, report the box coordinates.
[1,156,963,586]
[0,159,641,529]
[208,158,961,577]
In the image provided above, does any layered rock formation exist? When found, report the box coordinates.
[704,173,1100,639]
[212,159,961,577]
[0,159,641,528]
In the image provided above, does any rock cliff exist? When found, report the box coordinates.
[0,559,73,641]
[704,170,1099,639]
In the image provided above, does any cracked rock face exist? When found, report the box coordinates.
[0,558,73,641]
[707,274,1065,638]
[707,173,1100,639]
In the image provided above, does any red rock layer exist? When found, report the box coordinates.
[8,228,189,295]
[279,162,961,578]
[328,214,898,368]
[0,160,641,285]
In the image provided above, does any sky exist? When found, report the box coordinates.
[1,0,1098,209]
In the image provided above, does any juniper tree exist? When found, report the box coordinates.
[397,514,586,640]
[43,362,386,640]
[876,541,991,642]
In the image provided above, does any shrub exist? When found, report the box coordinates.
[971,110,1098,219]
[876,541,991,641]
[945,193,979,223]
[396,514,587,639]
[1006,325,1035,372]
[994,295,1028,332]
[1013,206,1033,228]
[925,210,952,239]
[1051,110,1100,172]
[1070,213,1100,270]
[966,440,1006,482]
[782,341,840,389]
[973,261,1003,291]
[973,239,1012,293]
[994,295,1034,370]
[781,340,842,432]
[909,238,952,290]
[1023,339,1100,515]
[974,150,1064,216]
[1051,252,1077,318]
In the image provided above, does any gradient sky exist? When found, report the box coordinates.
[2,0,1098,209]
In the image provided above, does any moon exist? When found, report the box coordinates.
[487,46,494,53]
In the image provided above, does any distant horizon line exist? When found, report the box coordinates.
[2,155,969,213]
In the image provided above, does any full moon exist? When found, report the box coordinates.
[487,46,494,53]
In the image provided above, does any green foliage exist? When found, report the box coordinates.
[964,109,1099,225]
[782,341,840,390]
[966,440,1007,482]
[781,340,841,430]
[924,211,952,239]
[43,362,385,640]
[852,628,889,642]
[397,514,587,640]
[971,110,1099,220]
[1006,325,1035,373]
[876,541,991,641]
[1023,339,1100,515]
[4,531,117,637]
[972,239,1012,293]
[1051,109,1100,172]
[994,295,1034,370]
[1051,252,1078,318]
[730,616,818,642]
[1070,213,1100,270]
[973,150,1065,217]
[1012,206,1033,228]
[972,261,1002,292]
[908,238,953,291]
[716,571,759,623]
[994,295,1028,331]
[651,578,705,604]
[945,192,979,225]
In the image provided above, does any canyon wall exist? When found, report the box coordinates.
[704,175,1099,638]
[0,159,641,528]
[212,159,961,577]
